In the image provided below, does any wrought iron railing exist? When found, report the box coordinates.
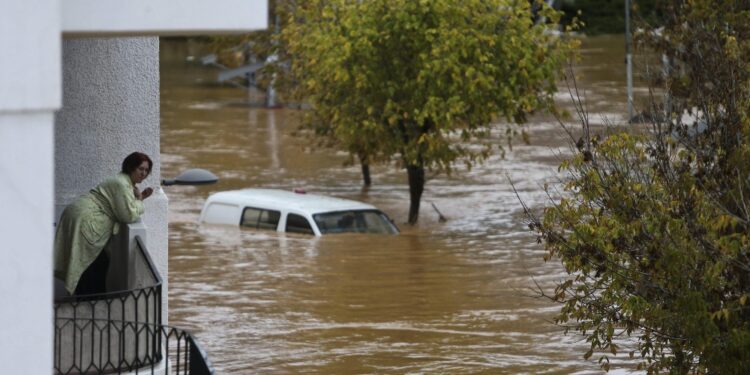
[54,318,214,375]
[54,235,213,374]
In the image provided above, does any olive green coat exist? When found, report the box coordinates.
[54,173,144,294]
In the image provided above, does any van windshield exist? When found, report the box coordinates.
[313,210,399,235]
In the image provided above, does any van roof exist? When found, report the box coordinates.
[205,188,376,214]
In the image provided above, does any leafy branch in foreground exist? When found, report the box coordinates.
[525,1,750,373]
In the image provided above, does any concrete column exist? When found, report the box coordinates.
[55,37,169,321]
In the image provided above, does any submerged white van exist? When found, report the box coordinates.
[199,188,399,236]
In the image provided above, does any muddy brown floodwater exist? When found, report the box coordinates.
[160,35,647,374]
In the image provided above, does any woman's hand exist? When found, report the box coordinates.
[141,187,154,200]
[133,186,142,200]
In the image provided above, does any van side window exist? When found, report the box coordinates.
[241,207,280,231]
[241,208,261,226]
[259,210,280,230]
[286,214,314,235]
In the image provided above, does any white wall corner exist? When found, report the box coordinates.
[0,113,55,375]
[0,0,61,112]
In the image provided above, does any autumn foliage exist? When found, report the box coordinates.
[283,0,574,224]
[528,1,750,372]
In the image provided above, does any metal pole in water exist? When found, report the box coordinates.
[625,0,634,122]
[266,13,280,108]
[662,53,671,124]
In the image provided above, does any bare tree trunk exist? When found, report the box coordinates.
[407,164,425,225]
[359,153,371,186]
[361,164,371,186]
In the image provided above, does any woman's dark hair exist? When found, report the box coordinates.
[121,152,153,175]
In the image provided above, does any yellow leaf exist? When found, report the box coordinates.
[387,115,397,126]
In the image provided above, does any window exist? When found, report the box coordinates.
[241,207,261,226]
[241,207,280,231]
[313,210,399,234]
[286,214,314,235]
[259,210,280,230]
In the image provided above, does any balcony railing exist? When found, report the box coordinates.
[54,318,213,375]
[54,229,213,375]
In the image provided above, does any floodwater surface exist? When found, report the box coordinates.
[160,35,645,374]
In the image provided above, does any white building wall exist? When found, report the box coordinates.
[0,0,61,112]
[0,0,59,373]
[0,113,56,375]
[0,0,266,372]
[55,37,170,320]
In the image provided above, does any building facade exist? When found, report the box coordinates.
[0,1,267,373]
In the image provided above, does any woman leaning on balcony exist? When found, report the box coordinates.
[54,152,154,295]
